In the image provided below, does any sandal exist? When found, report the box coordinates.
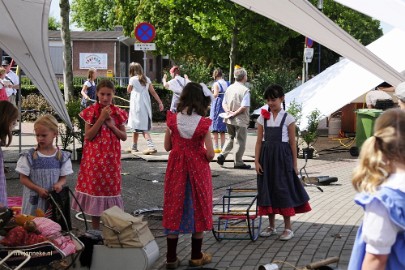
[259,227,277,237]
[189,252,212,267]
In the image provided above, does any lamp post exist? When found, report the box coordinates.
[317,0,323,74]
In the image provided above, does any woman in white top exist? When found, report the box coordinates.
[127,62,164,155]
[80,68,97,108]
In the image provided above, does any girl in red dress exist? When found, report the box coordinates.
[71,79,128,230]
[163,82,215,269]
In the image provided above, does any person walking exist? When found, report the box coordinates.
[216,67,251,169]
[0,101,18,207]
[209,68,228,153]
[71,79,128,230]
[255,84,311,240]
[162,65,190,112]
[163,82,214,268]
[127,62,164,155]
[349,108,405,269]
[80,68,97,109]
[16,115,73,215]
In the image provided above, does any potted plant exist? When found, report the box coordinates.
[286,100,303,152]
[300,109,322,159]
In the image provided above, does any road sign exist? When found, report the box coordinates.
[134,43,156,51]
[304,48,314,63]
[134,22,156,43]
[305,37,314,48]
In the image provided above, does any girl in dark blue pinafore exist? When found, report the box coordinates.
[209,68,228,153]
[80,68,97,109]
[255,84,311,241]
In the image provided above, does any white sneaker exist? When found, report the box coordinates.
[279,229,294,241]
[259,227,277,237]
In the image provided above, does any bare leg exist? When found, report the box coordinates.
[143,131,152,141]
[269,214,276,229]
[132,132,139,145]
[283,215,292,231]
[92,216,100,230]
[220,132,226,148]
[212,132,219,148]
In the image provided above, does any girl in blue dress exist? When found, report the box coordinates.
[349,108,405,270]
[209,68,228,153]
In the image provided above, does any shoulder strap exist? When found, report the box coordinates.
[5,76,14,85]
[176,79,184,89]
[218,82,224,93]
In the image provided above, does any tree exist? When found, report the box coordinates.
[60,0,74,101]
[49,16,61,30]
[70,0,382,77]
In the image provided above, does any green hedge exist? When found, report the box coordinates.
[20,83,172,122]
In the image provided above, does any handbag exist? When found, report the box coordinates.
[47,186,72,231]
[101,206,154,248]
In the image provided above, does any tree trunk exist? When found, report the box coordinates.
[60,0,74,102]
[228,26,238,83]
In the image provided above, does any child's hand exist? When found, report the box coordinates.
[105,118,116,128]
[255,162,263,175]
[53,183,63,193]
[37,187,49,198]
[100,105,112,121]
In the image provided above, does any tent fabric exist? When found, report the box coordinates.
[0,0,72,127]
[230,0,405,87]
[334,0,405,32]
[286,29,405,130]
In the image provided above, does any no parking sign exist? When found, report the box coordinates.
[134,22,156,43]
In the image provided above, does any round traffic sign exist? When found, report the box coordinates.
[305,37,314,48]
[134,22,156,43]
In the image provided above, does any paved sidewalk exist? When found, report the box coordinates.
[3,122,361,270]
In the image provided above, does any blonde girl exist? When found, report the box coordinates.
[80,68,97,108]
[0,101,19,206]
[349,108,405,270]
[16,115,73,215]
[127,62,163,154]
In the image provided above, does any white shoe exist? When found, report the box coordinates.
[279,229,294,241]
[259,227,277,237]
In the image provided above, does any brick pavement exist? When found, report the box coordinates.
[3,122,361,270]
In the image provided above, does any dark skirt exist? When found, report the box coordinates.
[257,141,311,215]
[209,96,227,132]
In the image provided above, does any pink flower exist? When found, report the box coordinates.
[261,109,270,120]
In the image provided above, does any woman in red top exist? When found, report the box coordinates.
[163,82,214,269]
[71,79,128,230]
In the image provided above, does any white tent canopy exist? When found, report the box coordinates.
[230,0,405,87]
[0,0,71,127]
[286,29,405,129]
[334,0,405,32]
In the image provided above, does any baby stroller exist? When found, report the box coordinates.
[0,187,84,269]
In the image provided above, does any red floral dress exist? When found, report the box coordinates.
[163,111,213,232]
[71,103,128,216]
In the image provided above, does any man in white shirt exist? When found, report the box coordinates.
[217,67,251,169]
[162,66,190,112]
[365,82,393,109]
[1,60,19,106]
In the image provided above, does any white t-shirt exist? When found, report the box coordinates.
[256,109,295,142]
[362,173,405,254]
[5,70,19,97]
[365,89,392,106]
[168,75,190,111]
[16,150,73,177]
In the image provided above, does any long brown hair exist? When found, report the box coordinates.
[87,68,97,81]
[129,62,147,86]
[177,82,211,116]
[352,108,405,192]
[0,101,19,146]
